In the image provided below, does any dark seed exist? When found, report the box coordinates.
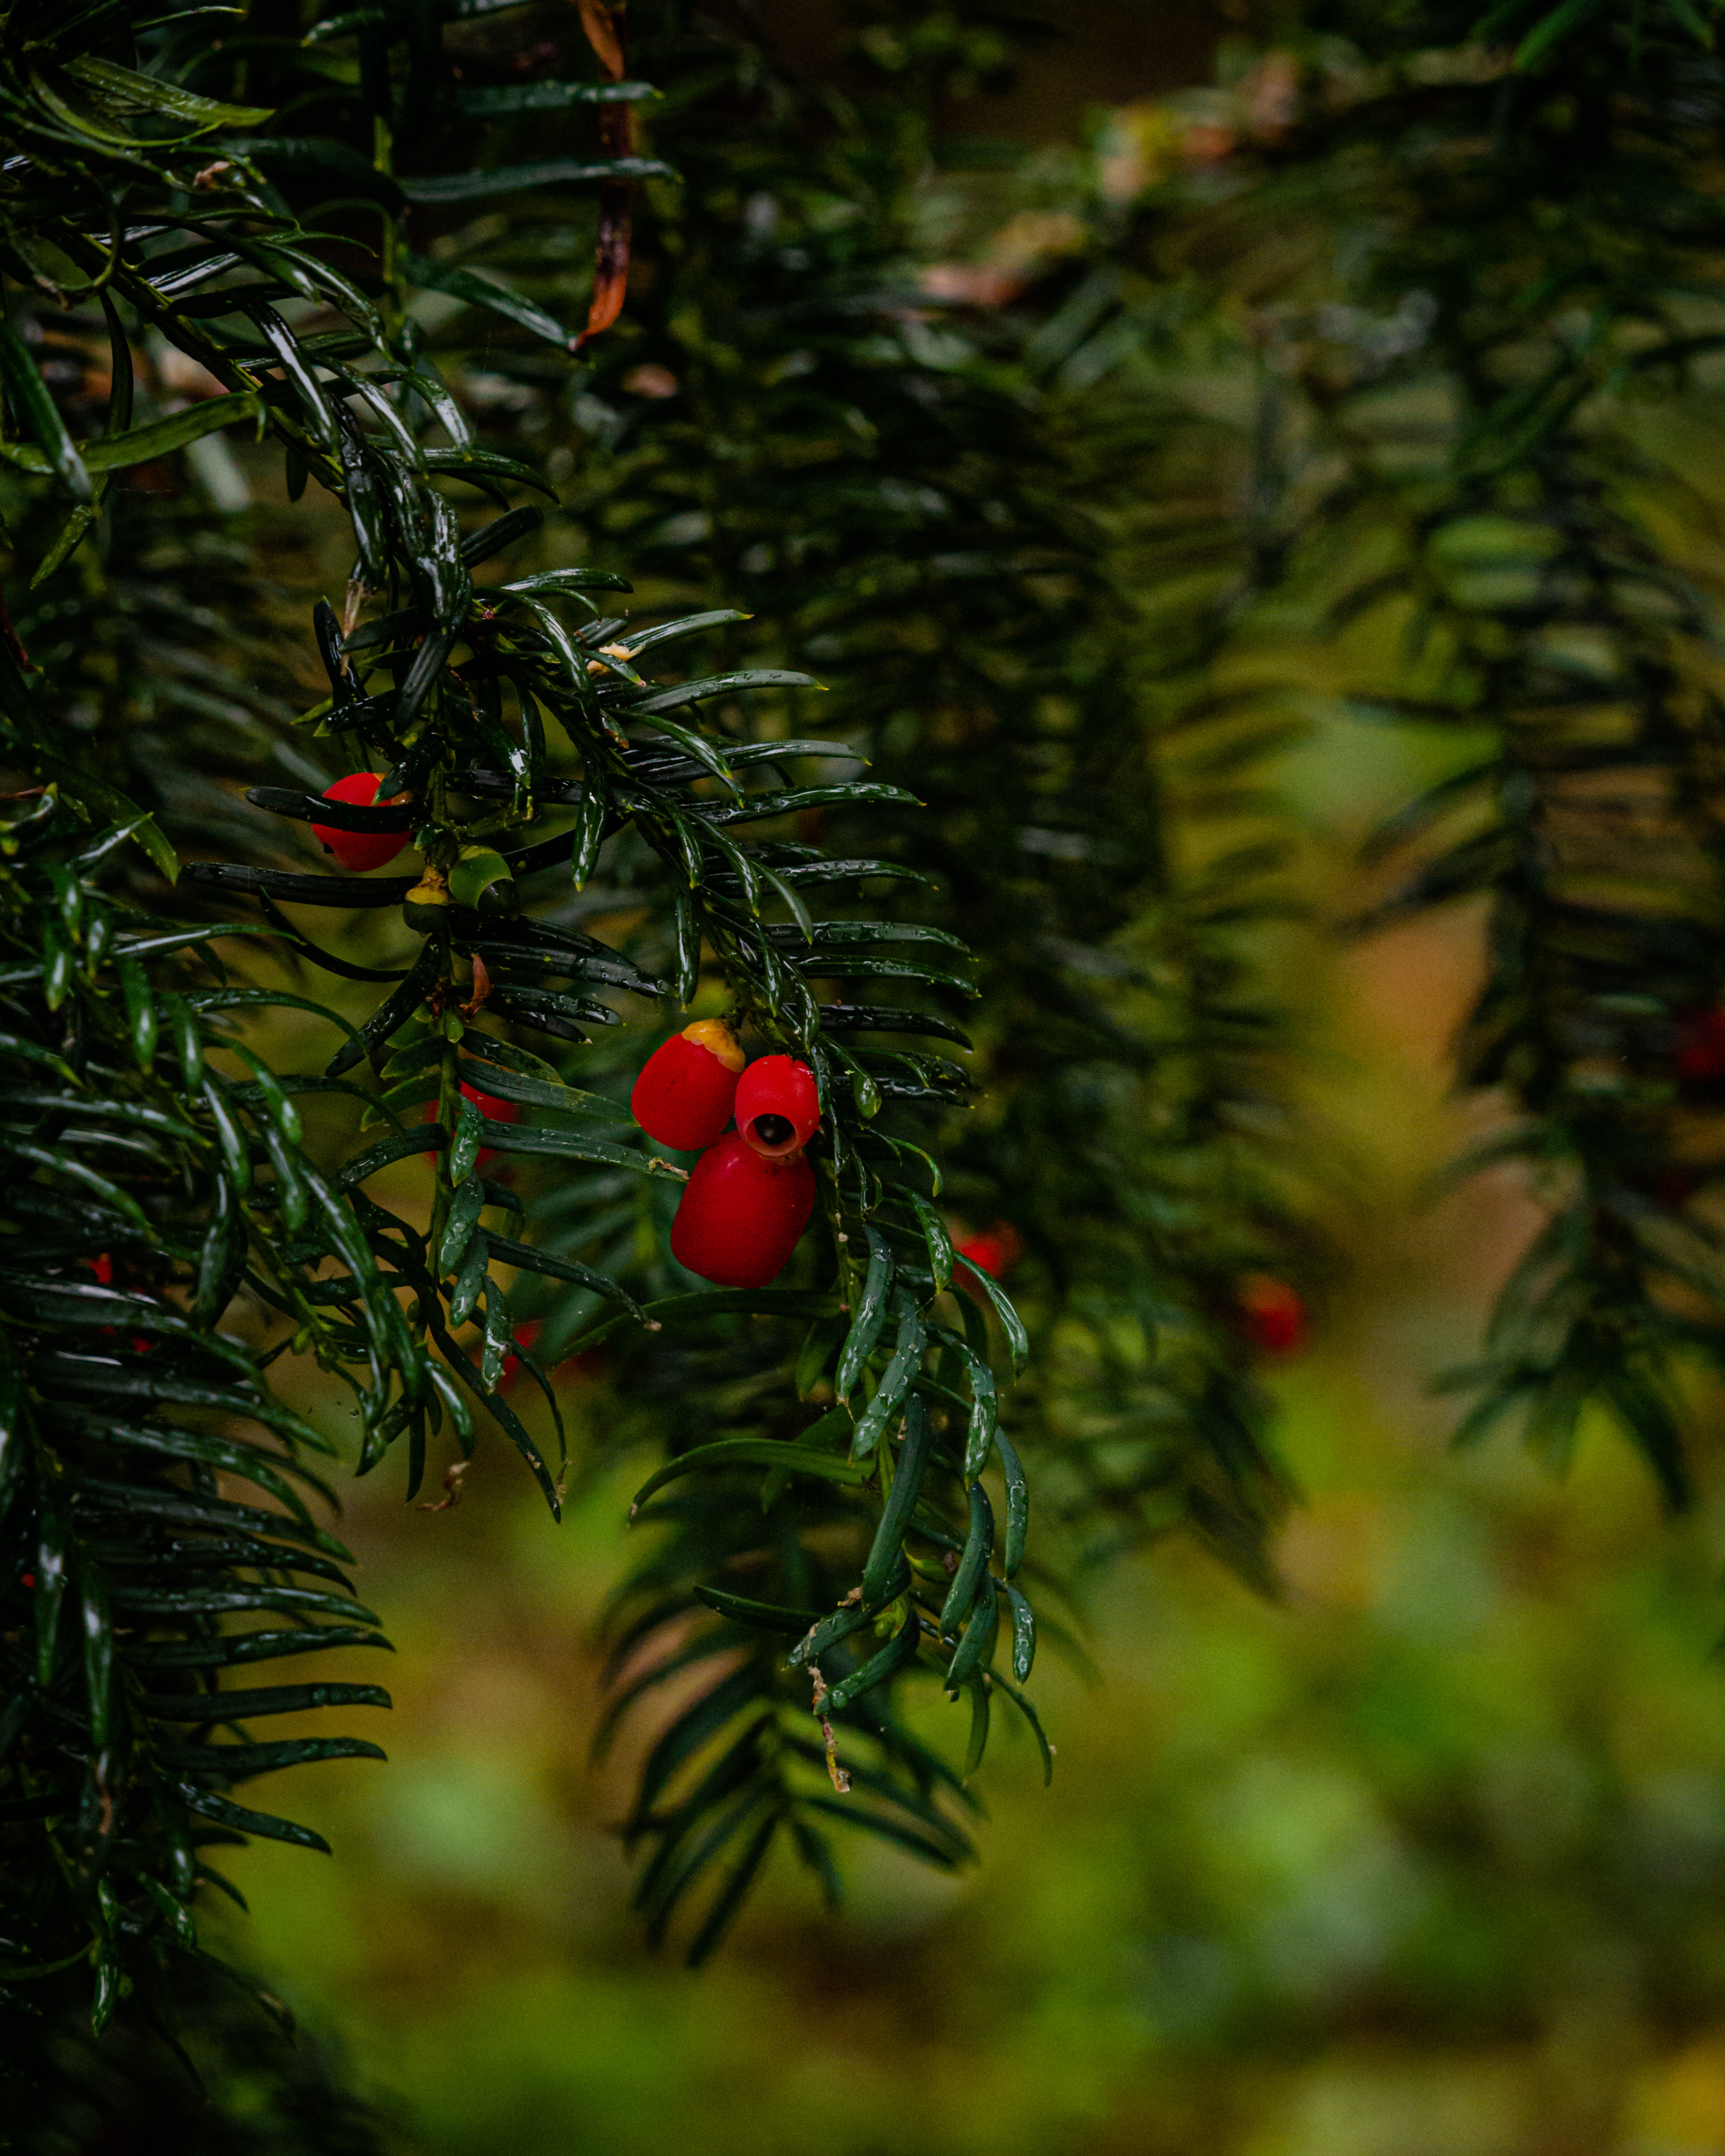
[751,1114,795,1147]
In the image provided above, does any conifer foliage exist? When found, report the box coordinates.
[1306,0,1725,1499]
[961,0,1725,1506]
[1139,0,1725,1499]
[19,0,1721,2114]
[533,7,1313,1582]
[0,0,1046,2071]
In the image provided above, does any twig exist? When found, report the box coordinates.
[807,1663,850,1795]
[418,1459,469,1513]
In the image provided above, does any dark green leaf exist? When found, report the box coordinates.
[630,1439,867,1512]
[860,1395,933,1605]
[399,156,673,204]
[0,316,91,503]
[690,1585,824,1633]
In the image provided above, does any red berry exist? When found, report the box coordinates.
[499,1327,605,1392]
[311,772,411,874]
[418,1082,520,1126]
[90,1253,113,1285]
[423,1082,520,1169]
[421,1081,522,1127]
[734,1054,820,1160]
[954,1223,1024,1282]
[460,1080,518,1170]
[500,1319,541,1391]
[631,1021,745,1151]
[1237,1275,1306,1357]
[1676,1008,1725,1082]
[460,1081,519,1126]
[670,1132,816,1288]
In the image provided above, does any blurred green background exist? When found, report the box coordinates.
[164,10,1725,2153]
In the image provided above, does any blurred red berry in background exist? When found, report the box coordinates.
[496,1324,607,1394]
[463,1080,518,1170]
[1237,1274,1307,1356]
[425,1082,520,1170]
[954,1223,1025,1282]
[459,1081,518,1125]
[1675,1007,1725,1082]
[499,1321,541,1391]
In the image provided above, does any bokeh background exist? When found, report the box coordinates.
[159,8,1725,2154]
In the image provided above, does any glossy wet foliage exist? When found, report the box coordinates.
[12,0,1725,2147]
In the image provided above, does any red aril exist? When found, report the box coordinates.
[670,1132,816,1288]
[954,1223,1024,1282]
[1237,1274,1306,1356]
[422,1081,519,1126]
[500,1320,541,1391]
[460,1080,518,1125]
[461,1079,517,1169]
[499,1329,607,1393]
[733,1054,819,1160]
[311,772,411,873]
[422,1081,520,1169]
[631,1021,744,1151]
[1676,1007,1725,1082]
[86,1252,153,1352]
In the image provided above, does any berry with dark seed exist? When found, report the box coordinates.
[734,1055,820,1159]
